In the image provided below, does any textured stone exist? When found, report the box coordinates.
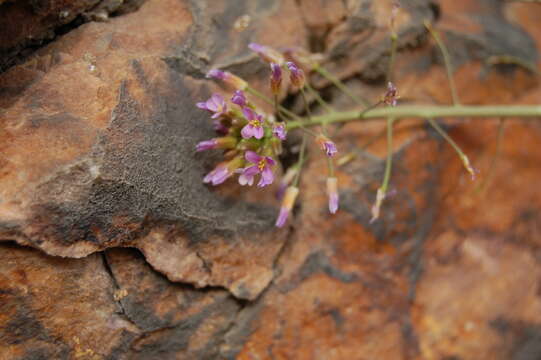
[0,0,304,300]
[0,0,146,72]
[1,0,541,359]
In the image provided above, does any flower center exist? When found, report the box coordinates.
[257,159,266,171]
[249,120,261,128]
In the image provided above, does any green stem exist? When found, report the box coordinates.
[381,117,394,194]
[285,104,541,130]
[387,34,398,84]
[427,117,475,178]
[425,21,460,106]
[314,66,370,107]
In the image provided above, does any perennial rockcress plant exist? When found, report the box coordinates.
[196,43,340,228]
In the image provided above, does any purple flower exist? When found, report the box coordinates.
[316,135,338,157]
[206,69,248,90]
[270,62,282,95]
[383,82,399,106]
[240,107,265,140]
[273,123,287,140]
[196,139,218,152]
[248,43,285,65]
[275,186,299,227]
[196,94,227,119]
[326,177,339,214]
[231,90,247,107]
[286,61,305,88]
[238,151,276,187]
[203,164,231,186]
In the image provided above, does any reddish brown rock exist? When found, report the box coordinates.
[1,0,541,359]
[0,0,146,72]
[0,0,304,300]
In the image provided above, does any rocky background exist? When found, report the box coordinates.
[1,0,540,359]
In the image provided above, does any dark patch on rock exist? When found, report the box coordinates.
[490,317,541,360]
[299,251,358,283]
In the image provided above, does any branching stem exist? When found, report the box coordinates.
[285,105,541,130]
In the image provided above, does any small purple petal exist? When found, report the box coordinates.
[196,139,218,152]
[196,102,207,110]
[231,90,246,106]
[324,141,338,157]
[203,165,230,185]
[206,69,226,80]
[241,124,254,139]
[273,124,287,140]
[245,150,262,164]
[271,63,282,81]
[275,207,289,228]
[258,166,274,187]
[265,156,276,166]
[248,43,265,53]
[254,125,264,140]
[270,63,282,94]
[328,193,339,214]
[238,166,257,186]
[211,167,230,185]
[286,61,305,88]
[242,107,256,121]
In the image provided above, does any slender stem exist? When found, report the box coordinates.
[381,117,395,194]
[285,105,541,130]
[370,117,395,223]
[246,86,300,120]
[427,117,475,178]
[314,66,370,107]
[387,34,398,84]
[425,21,460,106]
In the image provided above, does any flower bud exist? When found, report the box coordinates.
[326,177,339,214]
[383,82,399,106]
[248,43,285,65]
[231,90,247,107]
[286,61,305,89]
[316,135,338,157]
[206,69,248,90]
[275,186,299,227]
[270,63,282,95]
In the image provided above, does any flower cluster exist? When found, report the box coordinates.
[196,43,340,227]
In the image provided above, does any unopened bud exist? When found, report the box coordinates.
[206,69,248,90]
[326,177,339,214]
[275,186,299,227]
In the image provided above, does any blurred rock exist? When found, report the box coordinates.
[1,0,540,359]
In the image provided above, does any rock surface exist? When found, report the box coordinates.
[1,0,541,359]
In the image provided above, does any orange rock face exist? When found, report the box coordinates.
[1,0,541,359]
